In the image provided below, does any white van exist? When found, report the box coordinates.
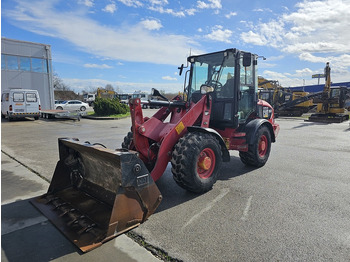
[1,89,41,121]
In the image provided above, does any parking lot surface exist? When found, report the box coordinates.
[2,112,350,261]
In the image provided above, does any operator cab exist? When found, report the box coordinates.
[186,49,258,129]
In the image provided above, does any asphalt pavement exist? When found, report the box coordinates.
[1,112,350,261]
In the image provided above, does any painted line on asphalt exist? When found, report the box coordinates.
[241,195,253,221]
[182,188,230,230]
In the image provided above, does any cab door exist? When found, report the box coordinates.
[238,53,258,123]
[12,91,26,114]
[25,91,39,113]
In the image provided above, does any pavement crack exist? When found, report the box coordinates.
[126,231,182,262]
[1,150,50,183]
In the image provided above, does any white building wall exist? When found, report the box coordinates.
[1,38,54,110]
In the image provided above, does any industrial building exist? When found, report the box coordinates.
[1,37,54,109]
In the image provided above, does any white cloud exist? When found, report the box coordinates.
[162,76,177,81]
[148,6,185,17]
[63,78,183,94]
[205,25,232,43]
[149,0,169,5]
[186,8,197,16]
[102,2,117,13]
[140,19,162,30]
[117,0,143,7]
[84,63,113,69]
[225,12,237,19]
[197,0,222,9]
[241,0,350,55]
[253,8,272,13]
[239,0,350,85]
[5,0,203,65]
[79,0,94,7]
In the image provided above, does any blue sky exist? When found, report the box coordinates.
[2,0,350,94]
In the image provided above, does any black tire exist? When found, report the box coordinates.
[34,116,39,120]
[80,106,86,111]
[7,114,12,122]
[239,125,271,167]
[121,131,134,150]
[56,106,63,110]
[171,132,222,193]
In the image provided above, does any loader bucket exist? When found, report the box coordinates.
[30,138,162,252]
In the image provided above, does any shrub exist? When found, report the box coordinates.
[93,97,129,116]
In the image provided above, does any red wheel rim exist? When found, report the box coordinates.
[197,148,215,179]
[258,135,268,157]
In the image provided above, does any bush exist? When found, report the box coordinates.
[93,97,129,116]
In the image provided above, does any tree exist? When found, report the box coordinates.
[105,84,114,91]
[53,72,70,90]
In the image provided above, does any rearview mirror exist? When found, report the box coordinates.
[178,64,184,76]
[243,53,252,67]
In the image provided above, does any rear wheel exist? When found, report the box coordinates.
[171,132,222,193]
[239,125,271,167]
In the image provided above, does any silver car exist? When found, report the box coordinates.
[55,100,89,111]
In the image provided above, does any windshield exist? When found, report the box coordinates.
[189,51,235,99]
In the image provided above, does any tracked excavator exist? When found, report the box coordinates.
[31,48,279,252]
[308,62,349,123]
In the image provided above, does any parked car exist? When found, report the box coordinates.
[55,100,66,104]
[55,100,89,111]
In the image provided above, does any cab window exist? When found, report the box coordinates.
[26,93,37,102]
[13,92,24,102]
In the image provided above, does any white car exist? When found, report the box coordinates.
[55,100,89,111]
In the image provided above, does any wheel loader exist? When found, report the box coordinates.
[31,48,279,252]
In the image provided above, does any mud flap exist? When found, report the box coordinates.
[30,138,162,252]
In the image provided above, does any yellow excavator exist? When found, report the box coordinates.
[308,62,349,123]
[258,78,315,117]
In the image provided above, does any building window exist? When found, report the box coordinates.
[6,55,19,70]
[1,54,48,73]
[32,58,44,73]
[1,54,6,70]
[20,57,31,71]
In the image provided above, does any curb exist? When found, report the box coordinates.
[82,115,129,120]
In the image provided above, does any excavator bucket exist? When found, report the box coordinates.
[30,138,162,252]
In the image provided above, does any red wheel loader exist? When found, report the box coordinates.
[31,48,279,252]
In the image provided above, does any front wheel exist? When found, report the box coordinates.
[56,106,63,110]
[239,125,271,167]
[80,106,86,111]
[171,132,222,193]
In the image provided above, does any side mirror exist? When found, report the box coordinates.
[243,53,252,67]
[178,64,184,76]
[200,85,215,94]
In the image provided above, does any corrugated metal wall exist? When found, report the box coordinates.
[1,38,54,110]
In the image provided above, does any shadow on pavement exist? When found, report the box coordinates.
[1,199,78,262]
[154,156,253,214]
